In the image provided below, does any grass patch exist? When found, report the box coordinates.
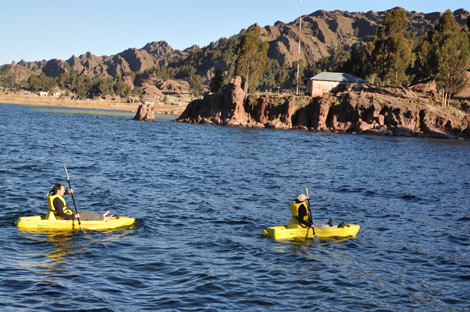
[34,108,178,119]
[35,108,134,117]
[443,105,466,120]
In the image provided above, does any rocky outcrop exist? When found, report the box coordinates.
[42,59,68,77]
[133,103,155,121]
[176,76,247,126]
[141,83,164,99]
[175,77,470,140]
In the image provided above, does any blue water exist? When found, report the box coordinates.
[0,103,469,311]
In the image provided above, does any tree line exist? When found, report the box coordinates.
[308,9,470,107]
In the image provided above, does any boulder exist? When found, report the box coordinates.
[392,126,414,137]
[226,76,247,125]
[410,80,438,97]
[133,103,155,121]
[354,119,373,133]
[364,100,381,123]
[313,98,331,131]
[123,75,135,90]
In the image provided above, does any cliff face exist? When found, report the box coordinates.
[175,78,470,140]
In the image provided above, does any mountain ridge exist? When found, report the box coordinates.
[2,8,469,83]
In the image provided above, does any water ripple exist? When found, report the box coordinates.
[0,104,470,311]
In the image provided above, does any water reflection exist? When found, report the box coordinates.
[17,228,136,273]
[16,232,78,273]
[271,237,359,264]
[45,235,72,264]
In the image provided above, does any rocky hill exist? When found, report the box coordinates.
[1,8,468,82]
[262,9,460,65]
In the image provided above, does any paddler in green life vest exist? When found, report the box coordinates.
[290,193,346,228]
[47,183,113,221]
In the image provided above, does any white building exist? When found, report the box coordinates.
[305,72,367,97]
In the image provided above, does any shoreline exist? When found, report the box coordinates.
[0,93,187,115]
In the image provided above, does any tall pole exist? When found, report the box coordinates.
[296,0,303,95]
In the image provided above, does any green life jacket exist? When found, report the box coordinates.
[47,192,74,219]
[290,200,309,223]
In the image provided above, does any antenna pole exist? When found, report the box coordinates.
[296,0,303,95]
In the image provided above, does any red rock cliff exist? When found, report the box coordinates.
[175,77,470,140]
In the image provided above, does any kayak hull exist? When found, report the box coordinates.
[262,219,360,240]
[17,215,135,231]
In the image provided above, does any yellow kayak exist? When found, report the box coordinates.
[262,218,360,240]
[17,212,135,232]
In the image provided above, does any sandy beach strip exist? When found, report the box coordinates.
[0,94,187,115]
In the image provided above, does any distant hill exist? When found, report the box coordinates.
[1,8,469,85]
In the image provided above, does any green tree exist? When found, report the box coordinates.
[189,74,204,97]
[342,43,370,79]
[259,58,281,91]
[379,8,408,37]
[28,75,43,92]
[235,25,269,97]
[98,78,114,96]
[114,76,129,97]
[210,69,226,93]
[425,10,470,107]
[370,8,412,86]
[74,76,87,98]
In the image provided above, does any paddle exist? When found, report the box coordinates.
[305,187,320,244]
[64,165,82,231]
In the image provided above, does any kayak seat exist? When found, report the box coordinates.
[287,218,305,229]
[46,211,57,220]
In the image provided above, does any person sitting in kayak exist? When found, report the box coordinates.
[290,193,346,228]
[290,194,315,228]
[47,183,113,221]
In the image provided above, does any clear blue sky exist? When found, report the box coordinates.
[0,0,468,65]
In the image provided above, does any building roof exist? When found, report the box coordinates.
[307,72,367,83]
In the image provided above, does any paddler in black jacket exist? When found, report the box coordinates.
[296,194,314,228]
[47,183,112,221]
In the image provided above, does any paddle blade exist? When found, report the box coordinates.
[313,234,320,244]
[64,164,70,181]
[305,186,311,199]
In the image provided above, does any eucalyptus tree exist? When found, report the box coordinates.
[235,24,269,98]
[189,74,204,97]
[209,69,226,93]
[368,8,412,86]
[422,10,470,107]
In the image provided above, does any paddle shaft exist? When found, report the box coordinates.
[307,198,313,224]
[306,195,319,243]
[64,165,82,230]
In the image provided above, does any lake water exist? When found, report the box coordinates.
[0,103,469,311]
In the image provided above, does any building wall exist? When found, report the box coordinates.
[306,80,365,97]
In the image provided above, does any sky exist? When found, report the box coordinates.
[0,0,468,65]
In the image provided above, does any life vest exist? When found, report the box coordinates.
[47,192,74,219]
[290,200,309,223]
